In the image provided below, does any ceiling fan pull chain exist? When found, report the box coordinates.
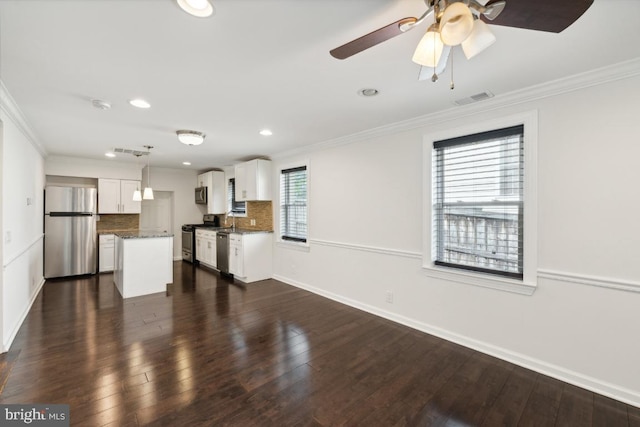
[432,26,439,82]
[450,49,455,90]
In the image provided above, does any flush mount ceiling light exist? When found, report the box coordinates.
[176,0,214,17]
[105,152,116,158]
[330,0,594,87]
[129,98,151,109]
[177,130,205,146]
[259,129,273,136]
[183,161,192,166]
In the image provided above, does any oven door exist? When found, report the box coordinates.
[182,230,194,262]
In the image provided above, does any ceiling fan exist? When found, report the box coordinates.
[330,0,594,84]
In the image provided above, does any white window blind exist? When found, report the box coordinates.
[280,166,307,242]
[227,178,246,215]
[433,125,524,279]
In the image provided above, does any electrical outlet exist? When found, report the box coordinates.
[250,219,256,226]
[385,290,394,304]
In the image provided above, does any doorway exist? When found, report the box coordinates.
[140,191,173,234]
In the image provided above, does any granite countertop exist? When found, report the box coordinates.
[114,231,174,239]
[98,229,137,235]
[214,228,273,235]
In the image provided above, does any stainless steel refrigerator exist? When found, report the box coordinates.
[44,186,97,278]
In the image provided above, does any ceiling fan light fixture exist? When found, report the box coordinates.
[412,24,444,68]
[177,130,205,146]
[461,19,496,59]
[482,1,506,21]
[439,2,474,46]
[176,0,214,18]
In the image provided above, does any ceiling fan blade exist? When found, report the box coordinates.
[330,17,418,60]
[483,0,593,33]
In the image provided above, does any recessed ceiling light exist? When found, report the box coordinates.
[358,88,379,97]
[176,0,215,17]
[129,98,151,109]
[183,161,191,166]
[259,129,273,136]
[105,152,116,158]
[92,99,111,110]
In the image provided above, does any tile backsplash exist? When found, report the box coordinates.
[222,201,273,231]
[97,214,140,232]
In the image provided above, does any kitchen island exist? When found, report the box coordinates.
[113,231,173,298]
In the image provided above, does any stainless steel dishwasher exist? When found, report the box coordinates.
[216,233,229,274]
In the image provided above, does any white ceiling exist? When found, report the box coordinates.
[1,0,639,170]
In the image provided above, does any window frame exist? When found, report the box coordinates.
[278,161,310,248]
[227,177,247,217]
[422,111,538,295]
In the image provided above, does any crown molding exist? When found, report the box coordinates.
[0,80,48,157]
[273,57,640,160]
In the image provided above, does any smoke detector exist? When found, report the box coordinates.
[91,99,111,110]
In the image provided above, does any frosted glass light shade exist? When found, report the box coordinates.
[462,19,496,59]
[176,0,214,17]
[439,2,474,46]
[143,187,154,200]
[412,25,445,68]
[132,190,142,202]
[177,130,205,146]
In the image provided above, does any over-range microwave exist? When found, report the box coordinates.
[195,187,207,204]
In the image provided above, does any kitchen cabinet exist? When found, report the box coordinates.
[234,159,271,201]
[99,234,115,272]
[195,229,217,268]
[197,171,226,214]
[228,232,272,283]
[98,178,141,214]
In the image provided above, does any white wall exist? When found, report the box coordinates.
[45,155,141,180]
[1,87,46,352]
[272,68,640,407]
[142,166,203,259]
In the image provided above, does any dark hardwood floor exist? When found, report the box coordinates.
[1,261,639,426]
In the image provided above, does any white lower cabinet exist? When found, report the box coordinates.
[229,234,244,277]
[228,232,272,283]
[195,229,217,268]
[99,234,115,272]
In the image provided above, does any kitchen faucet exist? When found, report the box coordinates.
[226,210,236,230]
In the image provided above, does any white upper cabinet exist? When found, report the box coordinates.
[234,159,271,201]
[98,178,141,214]
[197,171,226,214]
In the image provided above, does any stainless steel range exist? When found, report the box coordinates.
[181,214,220,263]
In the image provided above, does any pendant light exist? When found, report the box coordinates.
[132,153,142,201]
[143,145,154,200]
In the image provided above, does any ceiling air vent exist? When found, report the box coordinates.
[113,148,149,156]
[453,91,494,106]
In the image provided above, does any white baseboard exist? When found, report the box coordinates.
[273,274,640,409]
[2,277,45,353]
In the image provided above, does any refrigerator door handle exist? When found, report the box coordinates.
[49,212,93,217]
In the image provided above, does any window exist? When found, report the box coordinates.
[433,125,524,279]
[280,165,307,242]
[227,178,246,215]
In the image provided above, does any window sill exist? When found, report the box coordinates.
[277,240,310,252]
[422,264,536,296]
[227,212,247,218]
